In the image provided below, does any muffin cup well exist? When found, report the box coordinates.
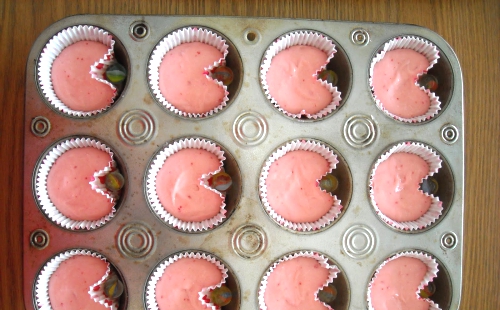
[145,251,229,310]
[369,142,443,231]
[35,249,119,310]
[34,137,119,230]
[145,138,228,232]
[258,251,340,310]
[369,36,441,123]
[367,251,441,310]
[260,31,342,119]
[38,25,117,117]
[148,27,230,118]
[259,139,342,232]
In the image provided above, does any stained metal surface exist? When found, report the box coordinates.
[23,15,464,309]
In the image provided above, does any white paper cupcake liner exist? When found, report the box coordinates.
[259,139,342,231]
[145,251,229,310]
[35,137,119,230]
[148,27,230,118]
[369,141,443,230]
[35,249,118,310]
[146,138,227,232]
[367,251,441,310]
[38,25,117,117]
[258,251,340,310]
[260,31,342,119]
[369,36,441,123]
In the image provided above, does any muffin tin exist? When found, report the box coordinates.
[23,15,464,309]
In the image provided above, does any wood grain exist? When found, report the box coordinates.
[1,0,498,308]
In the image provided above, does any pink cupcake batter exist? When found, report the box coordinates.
[372,152,431,222]
[47,147,113,221]
[159,42,225,114]
[156,148,223,222]
[155,257,223,310]
[48,255,108,310]
[370,256,430,310]
[51,41,115,112]
[372,49,430,119]
[266,45,332,115]
[266,150,334,223]
[264,257,330,309]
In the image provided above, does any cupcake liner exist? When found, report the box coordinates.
[260,31,342,119]
[258,251,340,310]
[35,137,119,230]
[146,138,227,232]
[369,141,443,231]
[35,249,118,310]
[367,251,441,310]
[145,251,229,310]
[259,139,342,231]
[38,25,117,117]
[148,27,230,118]
[369,36,441,123]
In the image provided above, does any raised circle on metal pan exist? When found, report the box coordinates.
[259,30,353,121]
[32,135,127,231]
[342,224,376,259]
[116,222,156,259]
[343,114,377,148]
[32,248,128,310]
[350,28,370,46]
[30,229,49,250]
[31,116,51,137]
[243,28,261,44]
[366,250,452,310]
[147,26,243,119]
[440,124,459,144]
[130,21,149,40]
[258,250,350,310]
[368,141,455,233]
[144,250,241,310]
[231,224,267,259]
[36,25,131,119]
[144,136,242,233]
[441,232,458,250]
[368,35,454,125]
[118,109,156,145]
[259,138,353,233]
[232,111,268,146]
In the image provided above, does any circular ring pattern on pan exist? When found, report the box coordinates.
[31,116,51,137]
[441,231,458,250]
[118,109,156,145]
[232,111,268,146]
[342,224,376,259]
[243,28,261,45]
[440,124,459,144]
[130,21,149,40]
[231,224,267,259]
[116,222,156,259]
[350,28,370,46]
[343,114,377,148]
[30,229,49,250]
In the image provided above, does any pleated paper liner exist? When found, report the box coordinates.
[37,25,117,117]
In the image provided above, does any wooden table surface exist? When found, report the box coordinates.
[1,0,498,309]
